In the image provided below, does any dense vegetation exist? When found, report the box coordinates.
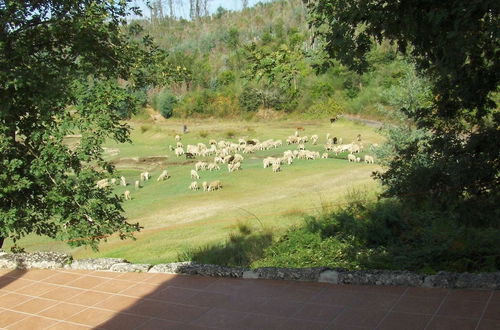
[135,0,421,120]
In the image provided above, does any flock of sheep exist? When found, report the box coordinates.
[96,130,377,201]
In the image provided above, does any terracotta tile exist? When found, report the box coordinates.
[166,276,218,290]
[46,321,92,329]
[44,272,83,285]
[114,272,151,282]
[219,295,267,313]
[392,295,444,315]
[19,269,56,281]
[277,318,329,330]
[92,279,135,294]
[183,291,231,308]
[426,316,479,330]
[0,292,33,308]
[94,295,139,311]
[15,282,59,297]
[294,303,344,322]
[148,286,199,303]
[190,308,249,328]
[236,281,290,298]
[87,271,123,279]
[67,276,107,290]
[272,283,323,302]
[233,314,286,329]
[2,278,35,292]
[250,297,304,317]
[95,312,149,330]
[447,289,491,302]
[128,300,210,322]
[437,297,487,318]
[38,302,85,320]
[66,290,113,307]
[14,297,56,314]
[376,311,431,330]
[342,284,406,296]
[1,269,27,279]
[118,283,160,298]
[404,287,449,299]
[311,288,396,310]
[0,310,28,327]
[135,318,188,330]
[333,307,388,328]
[492,290,500,303]
[41,286,85,301]
[69,307,117,326]
[141,273,178,285]
[483,301,500,320]
[6,315,58,330]
[477,318,500,330]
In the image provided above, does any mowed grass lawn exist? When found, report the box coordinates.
[5,117,385,264]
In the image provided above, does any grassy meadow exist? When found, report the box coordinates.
[5,117,384,264]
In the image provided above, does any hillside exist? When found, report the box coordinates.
[132,0,425,121]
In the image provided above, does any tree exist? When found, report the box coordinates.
[306,0,499,222]
[0,1,161,249]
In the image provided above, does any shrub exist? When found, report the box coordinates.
[140,125,151,133]
[224,129,236,139]
[239,87,262,112]
[305,97,343,119]
[198,130,209,138]
[152,89,177,119]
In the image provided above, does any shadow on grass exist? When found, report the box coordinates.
[178,222,274,268]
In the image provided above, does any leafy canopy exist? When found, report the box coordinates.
[306,0,499,220]
[0,1,163,249]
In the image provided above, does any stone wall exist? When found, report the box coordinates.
[0,251,498,289]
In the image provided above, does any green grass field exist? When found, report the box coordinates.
[5,117,385,264]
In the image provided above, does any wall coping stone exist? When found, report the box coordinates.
[0,252,498,289]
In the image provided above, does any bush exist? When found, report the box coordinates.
[239,87,262,112]
[305,97,343,119]
[152,89,177,118]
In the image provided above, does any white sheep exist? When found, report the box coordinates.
[176,141,183,148]
[124,190,131,200]
[347,154,357,162]
[356,157,361,163]
[195,161,207,171]
[157,170,169,181]
[208,180,222,191]
[311,134,319,145]
[207,163,220,171]
[322,153,329,159]
[230,162,241,172]
[135,180,140,189]
[189,181,199,190]
[202,181,208,192]
[110,178,117,185]
[364,155,375,164]
[191,169,200,179]
[326,133,331,141]
[174,147,184,157]
[175,135,181,141]
[120,176,126,187]
[140,171,150,181]
[272,163,281,172]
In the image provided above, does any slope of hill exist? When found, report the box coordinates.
[132,0,426,121]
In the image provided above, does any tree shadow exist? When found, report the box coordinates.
[0,268,27,290]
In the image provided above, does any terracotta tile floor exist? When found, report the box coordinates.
[0,268,498,329]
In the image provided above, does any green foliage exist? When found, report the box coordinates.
[307,0,500,217]
[0,0,159,249]
[239,87,262,112]
[305,98,343,119]
[152,89,177,118]
[255,195,500,273]
[222,28,240,49]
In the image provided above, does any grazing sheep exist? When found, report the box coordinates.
[120,176,126,187]
[326,133,331,141]
[294,130,299,137]
[333,137,338,144]
[110,178,117,185]
[189,181,199,190]
[364,155,375,164]
[195,161,207,171]
[229,162,241,172]
[96,179,109,189]
[176,141,183,148]
[322,153,329,159]
[135,180,140,189]
[140,171,150,181]
[338,137,343,144]
[298,143,305,150]
[311,134,319,145]
[209,139,217,145]
[272,163,281,172]
[191,169,200,179]
[124,190,131,200]
[185,152,195,159]
[175,135,181,141]
[356,157,361,163]
[347,154,357,162]
[202,181,208,192]
[174,147,184,157]
[169,145,174,151]
[208,180,222,191]
[211,163,221,171]
[157,170,169,181]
